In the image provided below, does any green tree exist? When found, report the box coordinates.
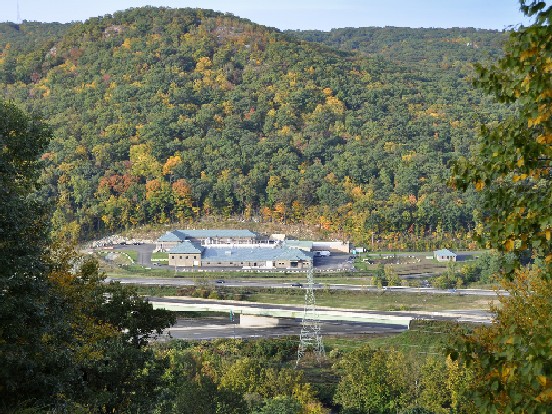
[45,246,176,412]
[30,240,175,413]
[334,346,412,413]
[253,396,302,414]
[0,100,67,410]
[401,408,436,414]
[0,101,176,412]
[450,2,552,413]
[417,356,450,414]
[453,269,552,413]
[384,265,401,286]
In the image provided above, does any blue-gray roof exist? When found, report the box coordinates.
[158,230,187,242]
[434,249,457,256]
[181,230,257,238]
[159,229,257,241]
[283,240,313,249]
[169,241,204,254]
[202,248,311,262]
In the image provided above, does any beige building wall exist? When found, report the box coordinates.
[436,255,457,262]
[169,253,202,267]
[200,259,311,269]
[312,241,350,253]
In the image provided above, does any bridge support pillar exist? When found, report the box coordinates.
[240,314,283,328]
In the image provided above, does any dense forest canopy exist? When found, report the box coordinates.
[0,7,510,247]
[285,26,506,63]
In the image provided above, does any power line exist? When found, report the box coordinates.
[296,265,325,366]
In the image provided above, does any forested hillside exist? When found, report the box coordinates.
[285,26,506,65]
[0,8,509,247]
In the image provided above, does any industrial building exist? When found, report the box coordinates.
[158,228,347,270]
[168,243,312,269]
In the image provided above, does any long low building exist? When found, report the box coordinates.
[201,248,312,269]
[168,242,312,270]
[157,228,351,270]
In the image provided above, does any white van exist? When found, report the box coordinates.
[314,251,331,257]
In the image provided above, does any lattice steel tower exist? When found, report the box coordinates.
[296,265,325,365]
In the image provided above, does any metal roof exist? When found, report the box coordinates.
[433,249,457,256]
[202,248,312,262]
[159,229,257,241]
[169,241,205,254]
[181,229,257,238]
[158,230,187,242]
[283,240,314,248]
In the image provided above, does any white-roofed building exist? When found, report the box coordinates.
[433,249,457,262]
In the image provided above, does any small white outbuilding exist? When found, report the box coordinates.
[433,249,457,262]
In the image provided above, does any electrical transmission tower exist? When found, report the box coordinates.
[296,265,325,366]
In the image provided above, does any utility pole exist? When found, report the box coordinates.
[296,265,325,366]
[230,309,235,339]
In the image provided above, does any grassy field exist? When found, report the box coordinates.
[133,285,181,296]
[127,282,495,312]
[151,251,169,262]
[123,250,138,262]
[103,263,366,283]
[245,289,495,311]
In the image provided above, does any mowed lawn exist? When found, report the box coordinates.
[245,289,496,312]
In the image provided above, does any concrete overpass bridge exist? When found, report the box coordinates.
[150,297,492,329]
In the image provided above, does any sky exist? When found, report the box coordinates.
[2,0,532,31]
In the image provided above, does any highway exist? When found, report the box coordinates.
[149,296,492,340]
[107,276,504,296]
[162,317,406,341]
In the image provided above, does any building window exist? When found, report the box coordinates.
[171,255,174,259]
[180,256,182,259]
[185,256,188,259]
